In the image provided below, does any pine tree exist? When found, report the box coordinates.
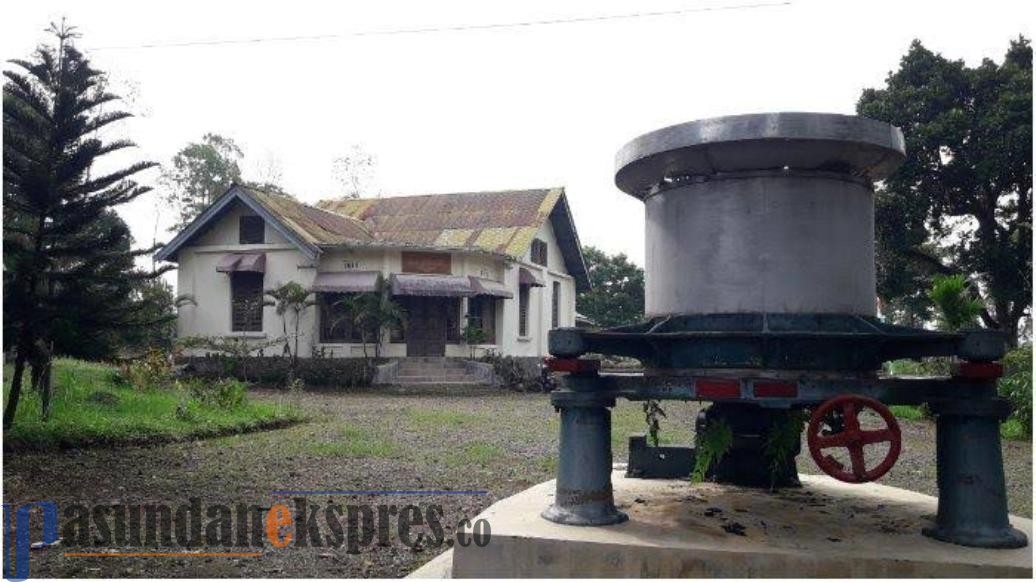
[3,21,170,428]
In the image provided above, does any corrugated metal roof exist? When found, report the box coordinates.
[316,188,563,258]
[246,188,374,245]
[157,184,591,292]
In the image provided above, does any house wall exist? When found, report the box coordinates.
[193,202,291,247]
[175,208,576,359]
[499,219,577,358]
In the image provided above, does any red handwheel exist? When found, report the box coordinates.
[807,395,902,484]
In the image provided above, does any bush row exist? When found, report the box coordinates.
[178,354,373,388]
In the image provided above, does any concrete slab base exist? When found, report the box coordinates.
[452,471,1032,578]
[408,548,453,578]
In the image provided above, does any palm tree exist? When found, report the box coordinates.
[333,275,407,362]
[264,282,316,373]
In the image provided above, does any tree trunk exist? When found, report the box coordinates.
[292,312,301,374]
[3,352,27,430]
[39,359,53,422]
[1001,313,1020,349]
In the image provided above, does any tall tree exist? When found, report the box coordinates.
[576,246,645,328]
[161,133,242,230]
[858,37,1032,344]
[3,22,169,427]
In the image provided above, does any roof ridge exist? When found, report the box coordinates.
[244,185,375,237]
[315,186,563,207]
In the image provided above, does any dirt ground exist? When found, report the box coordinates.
[3,387,1031,578]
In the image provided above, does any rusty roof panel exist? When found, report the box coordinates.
[246,188,373,245]
[316,188,564,259]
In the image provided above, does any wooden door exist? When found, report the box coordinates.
[405,297,447,357]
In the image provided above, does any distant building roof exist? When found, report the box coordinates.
[155,185,590,291]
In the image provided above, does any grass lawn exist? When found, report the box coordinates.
[3,387,1030,578]
[890,404,1029,440]
[2,358,302,450]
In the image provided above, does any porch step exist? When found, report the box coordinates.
[395,374,477,382]
[387,357,490,387]
[397,363,468,372]
[391,380,484,387]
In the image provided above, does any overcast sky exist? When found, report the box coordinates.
[3,0,1031,287]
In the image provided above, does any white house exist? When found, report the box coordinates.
[155,185,590,360]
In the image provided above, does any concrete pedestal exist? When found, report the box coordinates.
[437,471,1030,578]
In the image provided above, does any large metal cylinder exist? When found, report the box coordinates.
[615,113,906,318]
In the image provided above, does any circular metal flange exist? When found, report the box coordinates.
[614,112,907,198]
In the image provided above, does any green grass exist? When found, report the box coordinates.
[611,402,695,449]
[406,408,486,429]
[889,403,1029,441]
[305,424,401,458]
[3,358,302,450]
[446,442,503,468]
[889,405,928,421]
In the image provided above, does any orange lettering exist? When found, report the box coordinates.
[266,504,293,548]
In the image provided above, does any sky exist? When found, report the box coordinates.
[2,0,1032,288]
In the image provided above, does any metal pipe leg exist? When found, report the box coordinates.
[923,399,1027,548]
[542,392,628,526]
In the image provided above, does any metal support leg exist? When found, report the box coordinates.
[923,399,1027,548]
[542,379,628,526]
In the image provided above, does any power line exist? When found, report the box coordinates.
[88,1,791,51]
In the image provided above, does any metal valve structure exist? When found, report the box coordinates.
[541,113,1027,549]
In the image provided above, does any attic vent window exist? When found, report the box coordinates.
[239,216,265,244]
[530,238,548,267]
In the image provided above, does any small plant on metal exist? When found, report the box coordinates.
[691,419,733,483]
[763,409,807,489]
[642,399,666,446]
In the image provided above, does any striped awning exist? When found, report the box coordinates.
[390,274,476,297]
[518,267,544,287]
[215,253,266,273]
[312,271,380,293]
[469,276,513,298]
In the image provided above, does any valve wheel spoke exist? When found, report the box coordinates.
[807,395,902,484]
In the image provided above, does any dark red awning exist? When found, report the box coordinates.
[390,274,476,297]
[215,253,266,273]
[518,267,544,287]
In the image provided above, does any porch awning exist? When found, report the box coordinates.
[518,267,544,287]
[312,271,380,293]
[390,273,476,297]
[469,276,513,298]
[215,253,266,273]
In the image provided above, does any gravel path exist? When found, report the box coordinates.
[3,388,1030,578]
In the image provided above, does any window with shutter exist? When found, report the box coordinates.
[518,286,530,337]
[467,296,497,344]
[239,215,265,244]
[552,281,561,329]
[230,272,264,332]
[530,239,548,266]
[318,293,364,343]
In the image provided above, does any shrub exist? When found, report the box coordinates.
[179,355,373,389]
[1000,345,1032,436]
[183,378,247,410]
[126,348,174,390]
[480,353,555,392]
